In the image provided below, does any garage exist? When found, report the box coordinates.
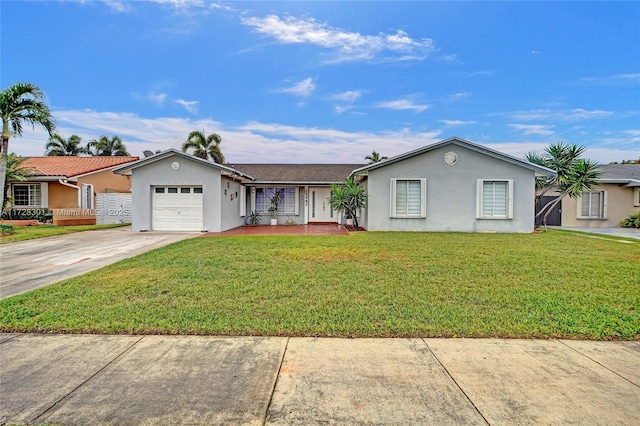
[152,186,203,231]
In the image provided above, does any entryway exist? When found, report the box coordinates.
[309,187,335,223]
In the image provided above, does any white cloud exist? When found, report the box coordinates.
[504,108,614,122]
[445,91,471,103]
[578,73,640,86]
[131,91,167,105]
[329,90,362,103]
[9,108,634,165]
[174,99,198,114]
[439,120,476,126]
[509,124,555,137]
[241,14,435,63]
[276,78,316,98]
[375,99,430,113]
[335,106,353,115]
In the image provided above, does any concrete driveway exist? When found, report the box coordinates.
[0,226,198,299]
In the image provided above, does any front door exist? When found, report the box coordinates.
[309,187,335,222]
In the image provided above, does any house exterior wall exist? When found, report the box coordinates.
[220,176,246,231]
[561,183,638,227]
[47,181,78,209]
[76,169,132,193]
[130,156,222,232]
[364,144,536,233]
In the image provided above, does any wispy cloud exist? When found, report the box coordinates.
[502,108,614,122]
[329,90,362,103]
[241,14,436,63]
[131,91,168,106]
[439,119,476,126]
[13,108,634,164]
[335,106,354,115]
[375,99,430,113]
[276,78,316,98]
[578,73,640,86]
[445,91,471,103]
[101,0,132,13]
[174,99,198,114]
[509,124,555,137]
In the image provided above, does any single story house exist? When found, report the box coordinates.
[7,156,138,225]
[558,164,640,228]
[114,137,555,233]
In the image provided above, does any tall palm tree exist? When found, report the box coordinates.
[3,153,31,210]
[45,134,86,156]
[0,82,56,210]
[365,150,388,164]
[86,135,130,156]
[526,142,601,229]
[182,130,225,163]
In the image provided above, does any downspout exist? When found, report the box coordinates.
[58,179,81,208]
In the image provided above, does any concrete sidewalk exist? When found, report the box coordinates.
[1,334,638,425]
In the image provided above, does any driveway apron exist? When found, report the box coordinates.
[0,227,198,299]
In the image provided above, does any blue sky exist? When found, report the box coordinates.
[2,0,639,163]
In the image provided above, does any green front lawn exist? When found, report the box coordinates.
[0,223,129,244]
[1,232,638,340]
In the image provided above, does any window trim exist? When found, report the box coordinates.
[576,190,608,219]
[634,188,640,207]
[252,187,300,216]
[11,183,46,208]
[476,179,514,220]
[390,178,426,218]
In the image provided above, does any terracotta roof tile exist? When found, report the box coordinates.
[22,156,140,178]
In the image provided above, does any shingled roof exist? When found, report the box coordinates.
[597,164,640,181]
[21,156,139,179]
[229,164,365,184]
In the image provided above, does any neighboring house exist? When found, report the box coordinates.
[8,156,138,225]
[114,138,555,233]
[559,164,640,228]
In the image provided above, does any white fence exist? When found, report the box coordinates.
[95,193,132,225]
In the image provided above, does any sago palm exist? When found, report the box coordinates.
[182,131,225,164]
[0,82,56,210]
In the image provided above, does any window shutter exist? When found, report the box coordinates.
[40,182,48,208]
[294,187,300,215]
[602,191,608,219]
[507,179,514,219]
[390,178,397,217]
[239,185,246,217]
[420,178,427,218]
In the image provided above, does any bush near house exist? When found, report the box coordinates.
[620,211,640,228]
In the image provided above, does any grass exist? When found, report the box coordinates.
[0,223,129,244]
[0,231,638,340]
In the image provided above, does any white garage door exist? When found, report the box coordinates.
[152,186,203,231]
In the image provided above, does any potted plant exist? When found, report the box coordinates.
[268,190,282,225]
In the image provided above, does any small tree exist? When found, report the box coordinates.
[526,142,601,229]
[365,150,388,164]
[2,153,30,210]
[45,134,86,156]
[87,135,130,156]
[268,190,282,218]
[329,177,366,229]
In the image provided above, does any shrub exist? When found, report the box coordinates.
[0,224,15,235]
[620,211,640,228]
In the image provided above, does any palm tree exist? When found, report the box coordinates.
[526,142,601,229]
[2,153,31,210]
[365,150,388,164]
[1,82,56,211]
[182,130,225,163]
[45,134,86,156]
[86,135,130,156]
[329,177,367,229]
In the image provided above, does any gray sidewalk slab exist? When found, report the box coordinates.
[267,338,486,425]
[561,340,640,385]
[426,339,640,425]
[0,334,141,424]
[35,335,287,426]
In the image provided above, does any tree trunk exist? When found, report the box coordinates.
[0,135,9,213]
[542,194,566,231]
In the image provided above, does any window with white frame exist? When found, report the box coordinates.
[12,184,42,207]
[577,191,607,219]
[390,178,426,218]
[476,179,513,219]
[254,187,298,215]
